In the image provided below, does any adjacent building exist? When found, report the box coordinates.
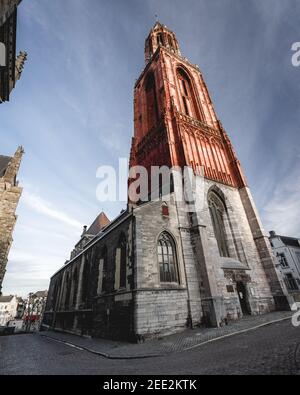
[269,231,300,299]
[0,294,18,326]
[7,318,23,330]
[0,0,27,103]
[69,212,111,261]
[43,23,293,342]
[23,290,48,331]
[15,296,25,318]
[0,146,24,294]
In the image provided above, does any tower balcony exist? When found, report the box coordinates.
[175,111,221,138]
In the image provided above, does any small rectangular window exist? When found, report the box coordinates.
[278,253,289,268]
[285,273,299,291]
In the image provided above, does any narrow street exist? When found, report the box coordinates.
[0,320,299,375]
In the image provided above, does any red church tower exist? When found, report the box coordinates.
[129,22,293,326]
[130,22,247,189]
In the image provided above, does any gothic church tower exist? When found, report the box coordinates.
[44,23,293,341]
[130,22,292,328]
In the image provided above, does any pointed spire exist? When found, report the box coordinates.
[15,51,27,82]
[86,212,111,235]
[3,146,24,185]
[145,22,181,64]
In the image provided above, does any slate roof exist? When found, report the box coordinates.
[86,212,111,235]
[52,209,130,279]
[0,155,11,177]
[0,295,14,303]
[33,290,48,298]
[270,232,300,248]
[280,236,300,248]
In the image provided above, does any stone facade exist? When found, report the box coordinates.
[44,211,135,340]
[0,147,24,294]
[0,294,18,326]
[43,23,293,342]
[0,0,21,24]
[269,231,300,302]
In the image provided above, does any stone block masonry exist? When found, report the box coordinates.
[0,146,24,294]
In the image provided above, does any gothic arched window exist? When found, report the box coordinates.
[99,246,108,294]
[81,255,90,304]
[145,72,159,132]
[51,280,58,310]
[64,272,71,310]
[177,68,200,120]
[208,192,229,257]
[72,268,78,307]
[157,232,179,283]
[119,235,127,289]
[53,277,62,311]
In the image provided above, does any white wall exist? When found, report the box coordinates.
[271,236,300,290]
[0,296,18,326]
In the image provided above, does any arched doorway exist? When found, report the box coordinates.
[236,282,251,316]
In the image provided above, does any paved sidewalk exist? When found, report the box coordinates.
[39,311,294,359]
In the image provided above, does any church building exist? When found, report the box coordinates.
[43,23,293,341]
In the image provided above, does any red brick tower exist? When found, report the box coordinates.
[129,22,247,189]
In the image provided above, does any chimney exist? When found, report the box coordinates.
[269,231,276,238]
[81,225,87,237]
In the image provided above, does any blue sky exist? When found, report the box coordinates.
[1,0,299,297]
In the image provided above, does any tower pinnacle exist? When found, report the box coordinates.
[145,22,181,64]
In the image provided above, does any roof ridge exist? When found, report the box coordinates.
[86,211,111,235]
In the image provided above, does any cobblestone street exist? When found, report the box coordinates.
[0,319,299,375]
[39,311,295,358]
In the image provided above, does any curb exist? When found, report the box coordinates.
[184,315,293,352]
[39,333,165,360]
[39,314,293,360]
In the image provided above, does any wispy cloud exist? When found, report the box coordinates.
[8,250,63,267]
[22,190,82,230]
[3,250,63,297]
[262,165,300,237]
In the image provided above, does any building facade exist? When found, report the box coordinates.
[23,290,48,331]
[0,295,18,326]
[0,0,27,103]
[0,146,24,294]
[43,23,293,341]
[69,212,111,261]
[269,231,300,300]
